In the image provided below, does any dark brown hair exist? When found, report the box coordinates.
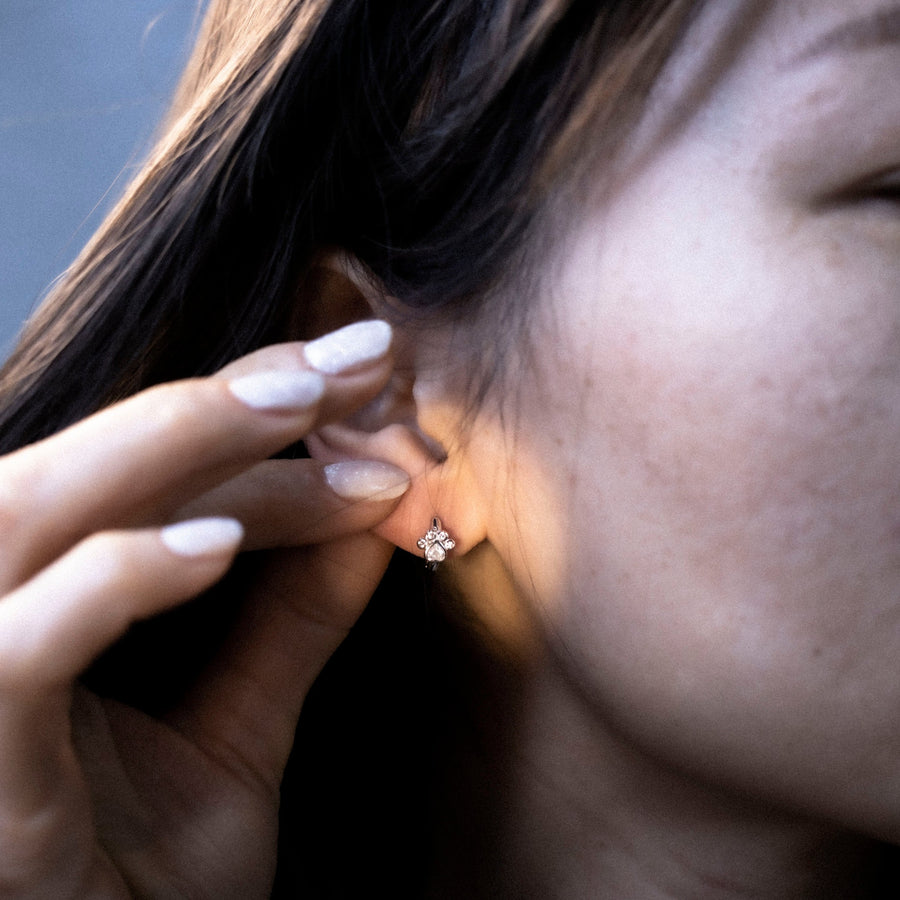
[0,0,696,452]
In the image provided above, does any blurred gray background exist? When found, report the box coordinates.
[0,1,200,358]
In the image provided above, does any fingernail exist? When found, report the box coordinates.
[324,460,411,501]
[229,370,325,411]
[304,320,392,375]
[162,517,244,557]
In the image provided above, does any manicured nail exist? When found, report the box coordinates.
[304,320,392,375]
[229,370,325,411]
[162,517,244,557]
[324,460,411,501]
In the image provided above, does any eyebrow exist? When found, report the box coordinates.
[795,6,900,62]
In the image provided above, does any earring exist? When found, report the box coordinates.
[417,517,456,570]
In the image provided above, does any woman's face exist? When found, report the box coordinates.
[443,0,900,838]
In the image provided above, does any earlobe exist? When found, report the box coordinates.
[306,409,483,562]
[298,249,487,562]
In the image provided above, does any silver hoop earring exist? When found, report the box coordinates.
[417,517,456,570]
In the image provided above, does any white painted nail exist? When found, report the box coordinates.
[304,320,392,375]
[228,370,325,411]
[324,460,411,501]
[161,517,244,557]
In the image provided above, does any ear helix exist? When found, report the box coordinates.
[417,516,456,570]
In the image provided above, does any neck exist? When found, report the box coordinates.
[427,546,893,899]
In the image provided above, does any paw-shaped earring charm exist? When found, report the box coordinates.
[417,517,456,570]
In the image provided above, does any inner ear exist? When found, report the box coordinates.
[289,251,381,341]
[337,369,418,434]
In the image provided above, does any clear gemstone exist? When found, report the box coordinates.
[425,544,447,563]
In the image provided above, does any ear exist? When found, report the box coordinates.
[298,251,487,561]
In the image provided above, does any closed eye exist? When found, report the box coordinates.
[853,169,900,203]
[818,168,900,213]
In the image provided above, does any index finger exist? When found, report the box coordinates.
[0,321,393,590]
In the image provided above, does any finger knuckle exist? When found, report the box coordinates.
[0,464,32,537]
[0,447,72,551]
[0,533,137,690]
[143,382,209,439]
[0,807,82,895]
[0,607,69,691]
[73,531,137,587]
[0,643,44,693]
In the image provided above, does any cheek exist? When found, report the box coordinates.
[501,217,900,831]
[531,191,900,641]
[582,325,900,617]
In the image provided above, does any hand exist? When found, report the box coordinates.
[0,322,408,898]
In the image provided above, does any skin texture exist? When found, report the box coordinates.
[352,0,900,895]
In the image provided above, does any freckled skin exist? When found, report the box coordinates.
[435,0,900,848]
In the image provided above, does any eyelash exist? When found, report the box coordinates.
[855,170,900,204]
[817,169,900,212]
[872,185,900,201]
